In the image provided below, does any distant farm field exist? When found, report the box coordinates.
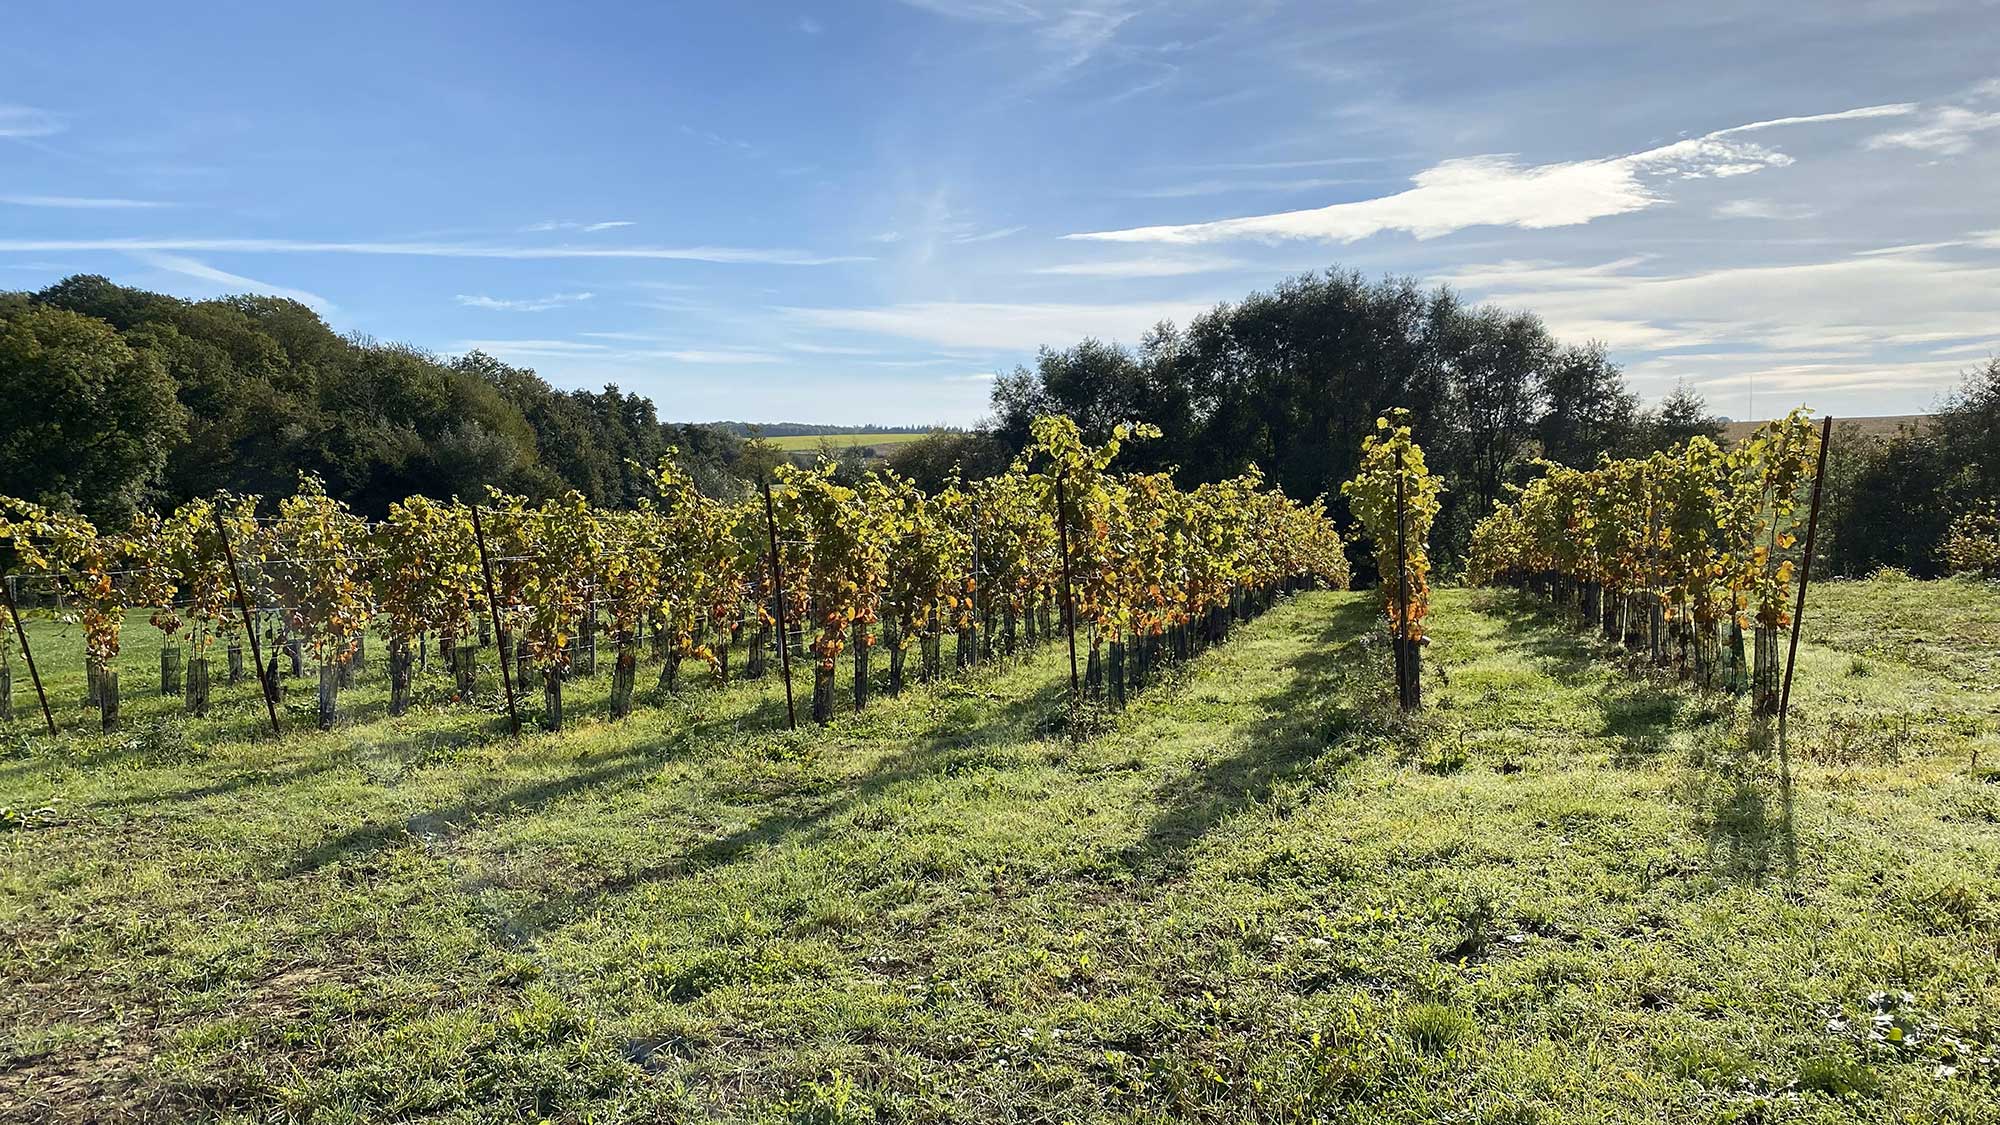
[763,431,932,453]
[1723,414,1928,442]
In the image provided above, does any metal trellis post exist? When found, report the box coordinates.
[470,504,522,736]
[760,475,797,731]
[1053,468,1081,703]
[1394,449,1415,711]
[1778,415,1834,746]
[2,573,55,735]
[215,506,282,737]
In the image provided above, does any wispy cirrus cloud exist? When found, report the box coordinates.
[896,0,1134,70]
[1,194,172,209]
[950,225,1027,244]
[1866,105,2000,156]
[783,298,1216,350]
[522,219,635,233]
[133,252,331,310]
[1713,199,1817,221]
[1434,247,2000,405]
[0,236,865,266]
[1708,103,1916,136]
[1032,254,1245,278]
[455,291,596,312]
[633,348,783,364]
[1121,175,1368,200]
[457,338,609,358]
[456,338,782,366]
[1067,102,1919,246]
[0,105,64,138]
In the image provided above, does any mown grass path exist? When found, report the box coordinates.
[3,582,1997,1122]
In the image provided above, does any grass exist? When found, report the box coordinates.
[2,578,1998,1122]
[763,432,931,453]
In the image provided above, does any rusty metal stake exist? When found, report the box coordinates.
[215,506,281,737]
[470,504,521,736]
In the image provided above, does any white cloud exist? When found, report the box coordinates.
[0,236,863,266]
[1067,102,1920,247]
[1032,255,1246,278]
[1123,175,1368,200]
[457,339,610,358]
[1710,103,1916,135]
[951,225,1027,243]
[1436,248,2000,404]
[782,298,1216,350]
[0,105,64,138]
[1713,199,1817,220]
[522,219,635,233]
[796,15,823,34]
[896,0,1133,69]
[637,349,782,364]
[786,343,889,356]
[455,291,596,312]
[1,194,171,209]
[1068,139,1789,246]
[679,125,756,153]
[133,252,332,310]
[458,339,784,366]
[1866,105,2000,155]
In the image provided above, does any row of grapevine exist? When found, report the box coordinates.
[1340,412,1444,711]
[1465,408,1827,713]
[0,414,1349,733]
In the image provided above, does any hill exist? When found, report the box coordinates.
[0,276,748,521]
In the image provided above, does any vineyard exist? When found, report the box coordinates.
[1466,408,1829,714]
[0,416,1348,738]
[4,409,1998,1125]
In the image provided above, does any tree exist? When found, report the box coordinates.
[1536,343,1638,466]
[1933,357,2000,500]
[0,303,186,523]
[1641,381,1725,451]
[883,429,1011,493]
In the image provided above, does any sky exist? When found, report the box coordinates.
[3,1,1997,426]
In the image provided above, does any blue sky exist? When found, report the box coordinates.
[3,1,1997,425]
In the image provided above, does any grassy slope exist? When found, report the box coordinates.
[2,580,1997,1123]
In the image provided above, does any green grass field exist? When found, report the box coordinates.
[3,578,1998,1122]
[763,432,931,454]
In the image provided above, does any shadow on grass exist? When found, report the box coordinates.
[1682,718,1797,884]
[1602,684,1686,765]
[1117,593,1385,877]
[1478,593,1604,681]
[459,663,1079,942]
[276,689,795,875]
[274,635,1084,888]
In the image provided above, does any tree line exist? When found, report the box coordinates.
[5,269,1992,578]
[0,276,749,524]
[953,270,1728,566]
